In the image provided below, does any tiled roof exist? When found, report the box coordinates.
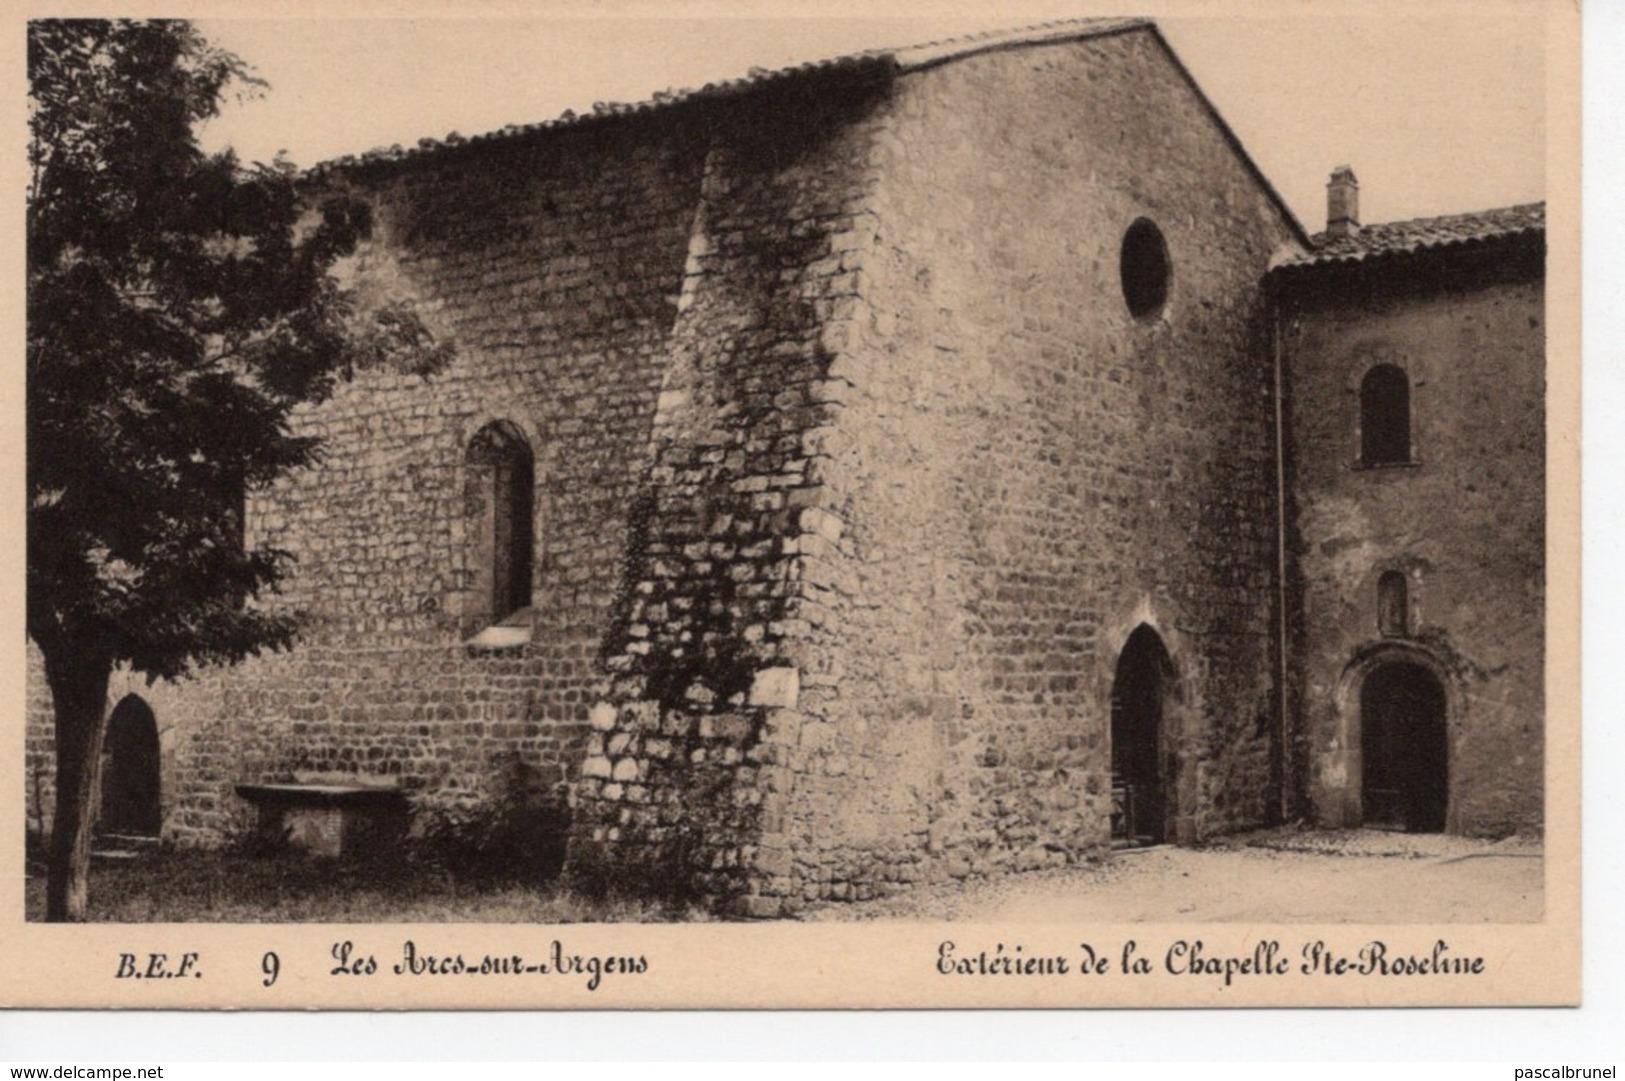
[309,17,1149,176]
[1272,203,1545,271]
[887,16,1149,70]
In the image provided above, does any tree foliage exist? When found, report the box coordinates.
[27,19,452,920]
[28,19,449,680]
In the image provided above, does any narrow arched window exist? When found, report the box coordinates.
[1360,364,1411,466]
[1378,570,1408,637]
[465,421,535,627]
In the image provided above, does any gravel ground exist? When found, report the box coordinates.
[803,828,1544,923]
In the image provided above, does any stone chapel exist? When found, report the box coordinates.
[26,17,1545,915]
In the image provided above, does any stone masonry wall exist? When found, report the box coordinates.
[1280,251,1544,836]
[27,114,709,844]
[780,29,1296,902]
[28,30,1345,916]
[566,73,892,913]
[571,29,1298,914]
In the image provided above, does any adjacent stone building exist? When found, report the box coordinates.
[1272,185,1546,839]
[25,18,1547,915]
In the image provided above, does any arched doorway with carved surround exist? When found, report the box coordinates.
[1336,643,1455,834]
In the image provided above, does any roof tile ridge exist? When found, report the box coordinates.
[306,17,1153,178]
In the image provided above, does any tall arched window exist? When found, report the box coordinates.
[465,421,535,628]
[1378,571,1409,637]
[1360,364,1411,466]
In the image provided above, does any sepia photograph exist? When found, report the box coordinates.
[7,0,1578,1011]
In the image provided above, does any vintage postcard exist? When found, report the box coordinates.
[2,0,1580,1010]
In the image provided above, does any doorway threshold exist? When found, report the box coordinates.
[1113,841,1169,853]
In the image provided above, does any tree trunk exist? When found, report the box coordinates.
[42,646,112,922]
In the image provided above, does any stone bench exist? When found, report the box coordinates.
[235,782,408,859]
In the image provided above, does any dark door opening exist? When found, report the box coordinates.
[100,696,161,837]
[1110,625,1174,846]
[1360,662,1448,833]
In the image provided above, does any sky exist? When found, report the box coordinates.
[191,5,1549,233]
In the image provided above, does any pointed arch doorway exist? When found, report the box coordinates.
[1110,625,1177,846]
[100,695,161,838]
[1360,662,1448,832]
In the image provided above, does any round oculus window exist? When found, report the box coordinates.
[1120,218,1171,319]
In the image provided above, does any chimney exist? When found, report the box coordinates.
[1326,166,1360,237]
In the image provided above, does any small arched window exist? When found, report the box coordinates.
[465,421,535,628]
[1360,364,1411,466]
[1377,570,1409,637]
